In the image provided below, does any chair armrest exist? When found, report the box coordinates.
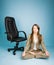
[18,31,27,39]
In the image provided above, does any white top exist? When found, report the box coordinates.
[33,36,38,50]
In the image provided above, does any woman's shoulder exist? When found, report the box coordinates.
[39,34,42,37]
[39,34,44,40]
[39,34,43,39]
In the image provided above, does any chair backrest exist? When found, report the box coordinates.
[5,16,19,41]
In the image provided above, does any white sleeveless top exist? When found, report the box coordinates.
[33,36,38,50]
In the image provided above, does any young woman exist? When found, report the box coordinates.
[22,24,49,59]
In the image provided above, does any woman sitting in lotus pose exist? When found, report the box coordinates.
[22,24,49,59]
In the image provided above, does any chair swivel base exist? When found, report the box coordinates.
[8,46,24,55]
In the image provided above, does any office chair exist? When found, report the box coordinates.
[5,16,27,55]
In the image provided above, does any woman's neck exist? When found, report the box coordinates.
[33,33,38,38]
[33,33,37,36]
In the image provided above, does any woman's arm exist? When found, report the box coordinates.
[41,36,47,52]
[24,35,31,52]
[41,36,49,56]
[22,35,31,56]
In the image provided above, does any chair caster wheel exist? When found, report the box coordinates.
[8,49,10,52]
[13,52,16,55]
[21,47,24,51]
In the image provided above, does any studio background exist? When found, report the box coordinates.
[0,0,54,65]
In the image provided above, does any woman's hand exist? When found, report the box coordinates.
[22,51,25,57]
[29,51,35,55]
[45,51,49,56]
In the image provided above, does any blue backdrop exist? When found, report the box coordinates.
[0,0,54,49]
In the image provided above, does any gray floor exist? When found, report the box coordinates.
[0,46,54,65]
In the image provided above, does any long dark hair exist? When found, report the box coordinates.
[30,24,42,44]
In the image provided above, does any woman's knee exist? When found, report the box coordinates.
[22,53,30,60]
[22,55,27,60]
[45,54,50,58]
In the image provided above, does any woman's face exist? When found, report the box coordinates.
[33,26,38,34]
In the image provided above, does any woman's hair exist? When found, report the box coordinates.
[30,24,42,44]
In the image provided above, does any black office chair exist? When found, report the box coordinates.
[5,16,27,55]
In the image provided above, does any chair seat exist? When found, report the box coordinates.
[13,37,27,42]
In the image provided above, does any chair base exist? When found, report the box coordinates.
[8,42,24,55]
